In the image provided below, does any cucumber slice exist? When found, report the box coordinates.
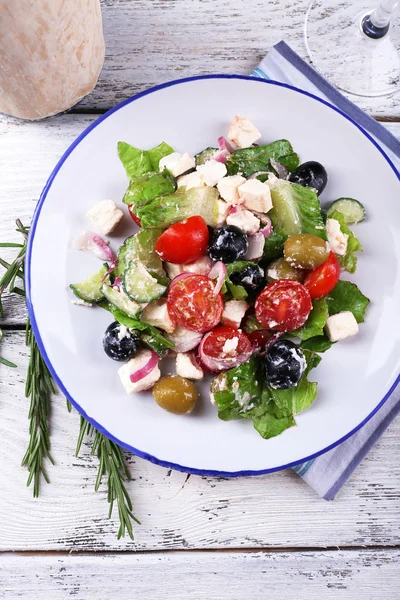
[70,264,108,303]
[101,283,142,318]
[326,198,366,224]
[123,261,167,303]
[195,147,218,166]
[114,229,164,278]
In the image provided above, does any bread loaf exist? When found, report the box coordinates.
[0,0,105,120]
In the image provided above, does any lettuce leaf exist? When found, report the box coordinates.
[226,140,299,177]
[112,308,175,351]
[122,169,176,207]
[212,351,321,439]
[326,280,370,323]
[262,229,286,262]
[301,335,334,353]
[118,141,173,178]
[328,210,362,274]
[293,298,329,341]
[137,186,220,228]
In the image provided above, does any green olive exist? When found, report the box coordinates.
[283,234,329,270]
[153,375,199,415]
[266,258,305,283]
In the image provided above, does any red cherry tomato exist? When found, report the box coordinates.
[199,326,253,372]
[248,329,271,351]
[255,280,312,332]
[167,274,223,333]
[304,251,340,299]
[128,204,141,227]
[155,216,209,264]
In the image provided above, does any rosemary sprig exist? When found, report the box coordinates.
[76,416,140,539]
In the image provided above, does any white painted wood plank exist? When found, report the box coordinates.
[0,118,399,325]
[1,330,399,551]
[77,0,399,119]
[1,549,400,599]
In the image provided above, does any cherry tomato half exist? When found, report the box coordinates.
[248,329,271,352]
[156,216,209,264]
[304,251,340,299]
[128,204,141,227]
[255,280,312,332]
[167,274,223,333]
[199,325,253,372]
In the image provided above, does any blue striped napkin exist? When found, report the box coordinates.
[252,41,400,500]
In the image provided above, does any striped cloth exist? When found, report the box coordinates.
[252,41,400,500]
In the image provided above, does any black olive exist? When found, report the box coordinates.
[103,321,141,361]
[230,264,265,295]
[288,161,328,195]
[207,225,248,264]
[265,339,306,389]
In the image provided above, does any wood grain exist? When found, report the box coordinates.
[0,118,399,325]
[1,330,399,551]
[74,0,399,119]
[1,549,400,599]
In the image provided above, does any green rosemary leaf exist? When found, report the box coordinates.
[0,355,17,368]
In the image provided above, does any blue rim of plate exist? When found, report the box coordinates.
[26,74,400,477]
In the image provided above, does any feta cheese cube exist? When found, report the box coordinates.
[196,159,227,187]
[159,152,195,177]
[176,352,204,380]
[325,311,359,342]
[86,199,123,236]
[226,205,260,234]
[217,174,246,205]
[222,337,239,356]
[164,256,213,279]
[326,218,349,256]
[238,179,273,213]
[228,116,261,148]
[118,349,161,394]
[177,171,205,190]
[216,199,230,227]
[222,300,249,329]
[141,298,175,333]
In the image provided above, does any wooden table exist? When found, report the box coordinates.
[1,2,399,598]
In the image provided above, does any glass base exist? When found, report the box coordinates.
[305,1,400,97]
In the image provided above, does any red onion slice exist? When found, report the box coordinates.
[208,261,227,296]
[112,277,123,291]
[270,158,289,179]
[169,272,194,288]
[73,231,115,263]
[260,217,273,239]
[198,333,253,372]
[129,350,159,383]
[214,150,229,164]
[167,327,203,353]
[245,233,265,260]
[249,171,270,180]
[218,136,235,153]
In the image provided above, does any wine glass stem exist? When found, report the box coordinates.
[370,0,399,27]
[362,0,399,38]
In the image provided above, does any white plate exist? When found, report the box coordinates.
[26,76,400,476]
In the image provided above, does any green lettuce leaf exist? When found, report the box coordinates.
[262,229,286,262]
[122,169,176,207]
[118,141,173,178]
[301,335,334,353]
[112,308,175,351]
[268,178,326,239]
[226,140,299,177]
[326,280,370,323]
[211,358,263,421]
[252,406,295,439]
[293,298,329,341]
[328,210,362,274]
[137,186,220,228]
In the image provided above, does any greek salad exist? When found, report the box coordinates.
[70,115,370,439]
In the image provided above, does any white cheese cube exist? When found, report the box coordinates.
[159,152,195,177]
[325,311,359,342]
[216,199,230,227]
[226,205,260,234]
[222,300,249,329]
[141,298,175,333]
[217,174,246,205]
[176,352,204,380]
[228,116,261,148]
[326,218,349,256]
[177,171,205,190]
[238,179,273,213]
[86,199,123,236]
[196,159,227,187]
[164,256,213,279]
[118,350,161,394]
